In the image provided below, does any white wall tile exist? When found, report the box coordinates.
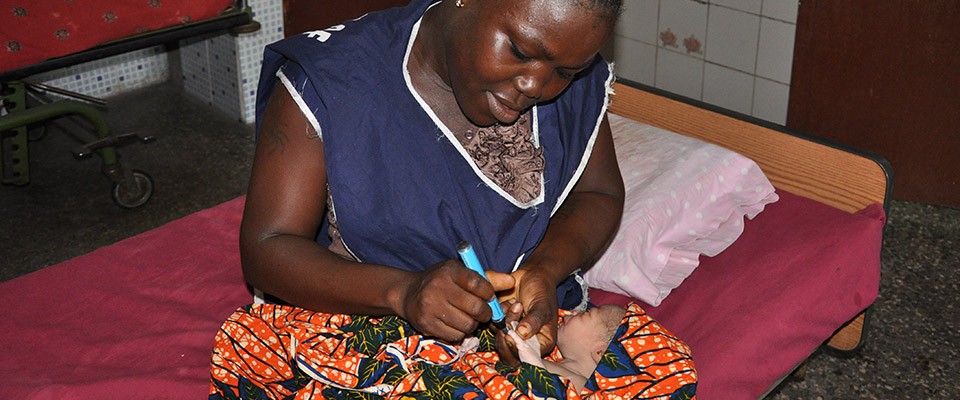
[239,0,285,123]
[616,0,660,45]
[705,5,760,73]
[35,47,169,99]
[209,35,244,119]
[609,37,657,86]
[703,63,754,115]
[756,17,795,84]
[180,38,214,107]
[712,0,763,14]
[605,0,798,124]
[658,0,708,54]
[655,50,704,100]
[762,0,799,23]
[753,77,789,124]
[179,0,284,124]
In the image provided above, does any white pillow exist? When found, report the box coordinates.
[584,114,779,306]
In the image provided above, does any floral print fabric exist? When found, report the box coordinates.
[209,303,697,399]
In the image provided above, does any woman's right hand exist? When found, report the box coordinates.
[396,260,515,343]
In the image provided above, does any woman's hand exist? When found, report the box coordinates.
[494,298,524,367]
[397,260,515,343]
[494,268,559,365]
[511,268,560,356]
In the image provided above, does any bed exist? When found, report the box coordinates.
[0,80,890,399]
[0,0,255,207]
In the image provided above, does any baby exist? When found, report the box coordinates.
[507,304,626,391]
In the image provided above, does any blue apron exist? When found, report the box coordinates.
[255,0,612,309]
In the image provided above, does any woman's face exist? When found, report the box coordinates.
[443,0,613,127]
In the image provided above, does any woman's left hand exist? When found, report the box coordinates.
[497,268,559,358]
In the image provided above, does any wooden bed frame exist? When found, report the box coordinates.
[607,79,893,353]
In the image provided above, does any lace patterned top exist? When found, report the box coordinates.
[457,112,544,205]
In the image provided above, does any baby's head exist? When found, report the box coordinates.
[557,304,626,362]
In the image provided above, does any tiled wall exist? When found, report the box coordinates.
[605,0,798,125]
[180,0,284,124]
[27,0,284,125]
[32,47,169,100]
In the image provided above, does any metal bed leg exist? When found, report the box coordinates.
[1,81,30,185]
[0,81,155,208]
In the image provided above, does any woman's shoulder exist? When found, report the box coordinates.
[265,2,429,83]
[568,57,614,98]
[543,56,613,118]
[269,1,429,58]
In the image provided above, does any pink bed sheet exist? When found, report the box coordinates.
[0,191,884,399]
[592,190,885,398]
[0,197,250,399]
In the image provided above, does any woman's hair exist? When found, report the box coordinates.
[575,0,625,23]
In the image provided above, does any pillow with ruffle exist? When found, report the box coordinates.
[583,114,778,306]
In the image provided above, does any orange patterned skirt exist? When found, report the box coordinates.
[210,302,696,399]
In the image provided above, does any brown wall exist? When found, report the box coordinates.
[788,0,960,207]
[282,0,411,36]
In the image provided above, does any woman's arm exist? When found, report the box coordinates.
[240,87,511,342]
[508,114,625,353]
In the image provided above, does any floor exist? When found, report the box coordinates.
[1,82,254,280]
[1,81,957,398]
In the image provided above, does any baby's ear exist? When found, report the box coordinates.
[591,346,605,363]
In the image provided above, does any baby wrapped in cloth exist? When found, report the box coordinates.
[209,303,697,399]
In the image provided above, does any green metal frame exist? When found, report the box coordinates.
[1,81,118,185]
[0,0,256,189]
[0,81,29,185]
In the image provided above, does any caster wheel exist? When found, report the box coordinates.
[112,169,154,209]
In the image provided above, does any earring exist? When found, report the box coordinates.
[455,0,465,8]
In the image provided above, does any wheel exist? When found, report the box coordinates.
[111,169,154,209]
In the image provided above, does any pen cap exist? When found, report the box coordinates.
[456,241,506,323]
[457,242,489,278]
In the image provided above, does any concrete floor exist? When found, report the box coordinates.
[1,82,254,280]
[1,81,957,398]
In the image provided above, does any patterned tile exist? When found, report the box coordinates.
[608,0,798,124]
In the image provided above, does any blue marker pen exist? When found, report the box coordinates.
[457,241,508,331]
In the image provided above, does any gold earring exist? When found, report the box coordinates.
[455,0,465,8]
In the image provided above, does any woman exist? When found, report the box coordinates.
[239,0,625,363]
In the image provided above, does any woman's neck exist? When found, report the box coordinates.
[409,4,452,95]
[407,4,479,135]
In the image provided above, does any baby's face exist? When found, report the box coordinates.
[557,305,624,350]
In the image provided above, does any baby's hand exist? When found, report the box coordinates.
[506,324,545,368]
